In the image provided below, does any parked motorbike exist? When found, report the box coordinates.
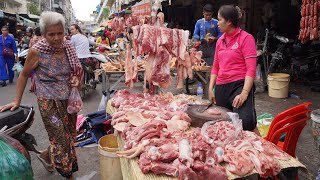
[267,34,294,74]
[18,48,29,66]
[80,58,98,99]
[291,43,320,83]
[0,105,39,160]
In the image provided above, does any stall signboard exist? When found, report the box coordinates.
[132,3,151,17]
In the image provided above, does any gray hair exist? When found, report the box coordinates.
[39,11,65,34]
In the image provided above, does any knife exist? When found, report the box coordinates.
[200,103,214,113]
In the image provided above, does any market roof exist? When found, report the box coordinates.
[17,15,38,27]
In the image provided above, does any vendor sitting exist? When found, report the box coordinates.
[97,34,110,53]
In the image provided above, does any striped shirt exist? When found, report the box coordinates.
[70,34,91,58]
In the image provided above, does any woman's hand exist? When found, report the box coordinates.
[0,100,20,112]
[70,75,80,87]
[232,91,249,108]
[208,90,216,104]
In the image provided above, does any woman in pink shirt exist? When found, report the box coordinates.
[208,5,259,133]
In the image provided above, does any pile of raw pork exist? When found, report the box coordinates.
[299,0,320,43]
[111,90,290,180]
[125,24,203,91]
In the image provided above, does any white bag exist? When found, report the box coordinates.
[98,94,108,111]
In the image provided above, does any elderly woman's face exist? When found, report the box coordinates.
[44,24,64,48]
[1,28,9,36]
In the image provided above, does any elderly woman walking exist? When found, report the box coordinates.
[0,25,19,86]
[0,12,83,180]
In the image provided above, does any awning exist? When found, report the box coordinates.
[0,11,17,21]
[17,15,37,27]
[19,14,40,23]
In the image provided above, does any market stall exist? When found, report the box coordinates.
[101,69,145,100]
[105,91,306,180]
[117,137,304,180]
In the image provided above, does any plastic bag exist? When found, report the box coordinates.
[0,140,33,180]
[0,133,30,162]
[98,94,108,111]
[12,62,23,74]
[227,112,243,141]
[201,112,243,146]
[254,64,265,93]
[257,113,273,138]
[67,87,83,114]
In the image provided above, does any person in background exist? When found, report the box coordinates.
[95,30,104,44]
[104,26,111,39]
[28,27,43,92]
[97,34,110,53]
[70,24,99,80]
[20,27,33,50]
[29,27,42,48]
[193,4,222,66]
[0,12,83,179]
[0,26,18,86]
[208,5,259,134]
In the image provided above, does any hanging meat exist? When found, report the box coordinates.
[126,24,194,91]
[299,0,320,43]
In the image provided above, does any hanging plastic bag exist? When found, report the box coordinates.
[67,87,83,114]
[12,62,23,75]
[254,64,265,93]
[0,140,33,180]
[97,93,108,111]
[226,112,243,142]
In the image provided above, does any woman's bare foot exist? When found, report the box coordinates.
[40,149,51,165]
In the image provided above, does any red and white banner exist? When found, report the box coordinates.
[132,3,151,17]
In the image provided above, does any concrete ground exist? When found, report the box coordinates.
[0,78,319,180]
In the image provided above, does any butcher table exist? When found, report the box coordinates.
[185,67,211,98]
[116,135,306,180]
[106,101,307,180]
[101,70,145,100]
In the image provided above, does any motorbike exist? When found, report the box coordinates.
[0,105,39,161]
[80,45,110,98]
[18,48,29,66]
[79,57,99,99]
[267,34,294,74]
[291,43,320,83]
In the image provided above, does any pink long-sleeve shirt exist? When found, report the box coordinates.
[211,27,257,85]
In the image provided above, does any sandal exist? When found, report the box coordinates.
[36,152,55,173]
